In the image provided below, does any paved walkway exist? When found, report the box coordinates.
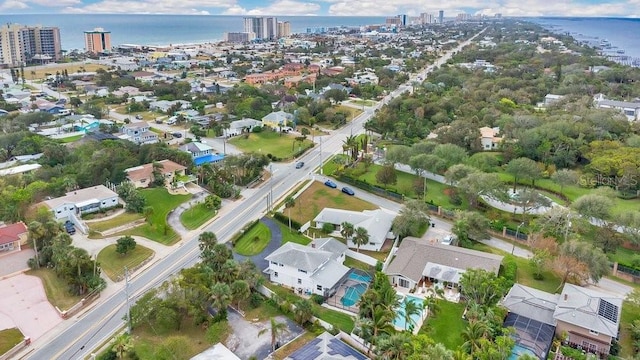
[233,217,282,272]
[167,191,208,236]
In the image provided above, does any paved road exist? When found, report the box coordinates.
[22,32,484,360]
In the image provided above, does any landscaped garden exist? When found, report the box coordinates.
[120,188,191,244]
[287,181,378,226]
[97,244,155,281]
[234,221,271,256]
[422,301,466,350]
[180,202,217,230]
[228,129,314,160]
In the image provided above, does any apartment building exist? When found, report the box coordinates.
[0,23,61,67]
[84,27,112,54]
[223,32,256,44]
[243,17,278,40]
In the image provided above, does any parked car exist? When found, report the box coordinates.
[341,187,355,196]
[155,119,164,124]
[64,220,76,235]
[172,132,183,138]
[295,161,304,169]
[441,234,457,246]
[135,115,143,120]
[324,180,337,188]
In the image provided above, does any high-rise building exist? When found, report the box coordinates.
[0,23,61,67]
[419,13,434,24]
[243,17,278,40]
[84,27,112,54]
[439,10,444,24]
[224,32,256,43]
[277,21,291,38]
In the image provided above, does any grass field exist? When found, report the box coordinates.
[27,268,81,310]
[58,134,83,143]
[335,105,364,119]
[278,221,312,245]
[97,244,154,281]
[88,212,144,233]
[180,203,216,230]
[422,301,466,350]
[349,99,377,107]
[122,188,191,244]
[0,328,23,355]
[27,63,108,80]
[234,221,271,256]
[228,130,314,159]
[619,300,640,358]
[289,181,377,225]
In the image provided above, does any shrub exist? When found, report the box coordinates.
[321,223,334,234]
[501,257,518,286]
[249,292,263,309]
[251,126,263,133]
[272,212,302,230]
[310,294,324,305]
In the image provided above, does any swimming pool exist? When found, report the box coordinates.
[349,272,371,283]
[341,283,368,307]
[509,344,537,360]
[393,295,425,330]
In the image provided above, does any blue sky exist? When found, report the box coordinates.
[0,0,638,17]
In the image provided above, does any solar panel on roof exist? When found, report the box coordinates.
[598,299,619,323]
[327,338,368,360]
[288,338,323,360]
[442,270,456,281]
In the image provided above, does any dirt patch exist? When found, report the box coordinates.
[225,311,302,360]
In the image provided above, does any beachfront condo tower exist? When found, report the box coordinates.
[0,23,61,67]
[84,27,112,54]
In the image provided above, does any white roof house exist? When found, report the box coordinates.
[191,343,240,360]
[265,237,350,296]
[223,118,262,137]
[43,185,120,221]
[312,208,396,251]
[593,93,640,121]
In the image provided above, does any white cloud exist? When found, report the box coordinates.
[244,0,322,15]
[63,0,235,14]
[0,0,29,10]
[28,0,81,6]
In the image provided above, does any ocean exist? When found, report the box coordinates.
[529,17,640,62]
[0,14,386,50]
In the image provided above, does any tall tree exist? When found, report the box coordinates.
[400,297,422,332]
[353,227,369,252]
[230,279,251,311]
[392,200,431,239]
[259,317,289,351]
[550,169,579,197]
[198,231,218,265]
[292,299,313,326]
[209,282,232,319]
[284,196,295,231]
[505,157,541,192]
[340,222,355,241]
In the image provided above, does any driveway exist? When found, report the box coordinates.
[233,217,282,272]
[225,312,302,360]
[167,191,208,236]
[0,249,35,278]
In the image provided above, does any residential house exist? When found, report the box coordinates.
[479,126,503,150]
[0,222,28,252]
[312,208,396,251]
[347,70,379,86]
[191,343,240,360]
[43,185,120,222]
[285,332,368,360]
[149,100,191,113]
[385,237,503,291]
[265,237,350,296]
[124,159,187,188]
[131,71,156,82]
[223,118,262,137]
[262,110,295,130]
[593,94,640,121]
[502,283,623,357]
[119,121,159,145]
[544,94,565,107]
[179,141,224,166]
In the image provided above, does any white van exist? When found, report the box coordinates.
[167,116,177,125]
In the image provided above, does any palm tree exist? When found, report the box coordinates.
[340,221,355,241]
[258,317,289,351]
[292,299,313,325]
[400,297,422,332]
[423,294,441,318]
[209,282,232,318]
[230,280,250,310]
[353,226,369,252]
[461,320,489,354]
[284,196,295,231]
[342,134,358,163]
[112,333,133,359]
[375,332,412,359]
[424,343,455,360]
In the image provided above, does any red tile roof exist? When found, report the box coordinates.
[0,222,28,245]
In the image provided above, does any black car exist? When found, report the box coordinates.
[341,187,355,196]
[324,180,337,188]
[295,161,304,169]
[64,221,76,235]
[172,132,183,138]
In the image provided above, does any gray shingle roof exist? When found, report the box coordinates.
[553,284,622,337]
[265,242,334,273]
[502,284,560,325]
[384,237,503,283]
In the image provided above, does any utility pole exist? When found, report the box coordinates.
[269,164,274,212]
[319,136,323,175]
[124,267,132,334]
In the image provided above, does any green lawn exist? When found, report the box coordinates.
[27,268,82,310]
[121,188,191,244]
[610,247,640,266]
[88,212,144,233]
[234,221,271,256]
[344,256,374,272]
[349,99,376,107]
[180,203,217,230]
[289,181,377,225]
[0,328,23,355]
[422,300,466,350]
[619,300,640,358]
[58,134,83,143]
[228,130,314,159]
[277,221,312,245]
[97,244,154,281]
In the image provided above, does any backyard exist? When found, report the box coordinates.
[180,203,216,230]
[26,268,82,310]
[97,244,155,281]
[422,300,466,350]
[288,181,378,225]
[121,188,191,244]
[229,130,314,160]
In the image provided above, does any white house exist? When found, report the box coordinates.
[261,111,294,130]
[265,237,350,296]
[544,94,565,106]
[223,118,262,137]
[43,185,120,221]
[119,121,159,145]
[179,141,224,166]
[593,94,640,121]
[479,126,503,151]
[312,208,396,251]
